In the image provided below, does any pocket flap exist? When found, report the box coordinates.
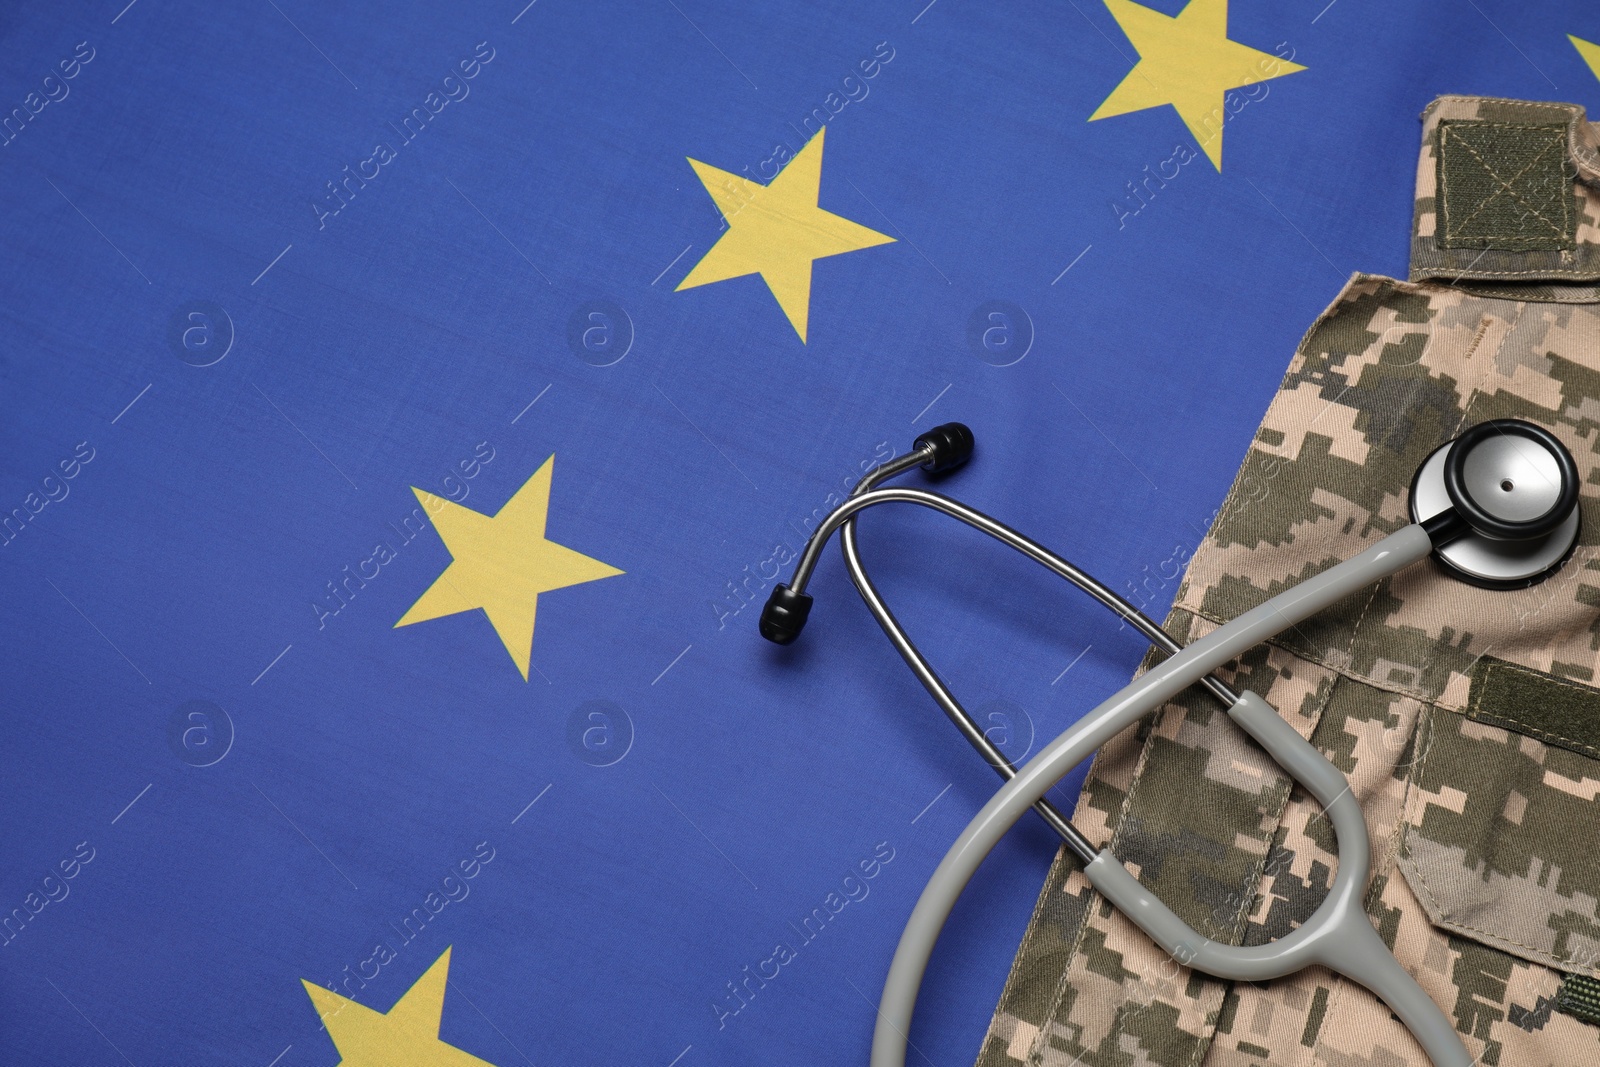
[1398,659,1600,975]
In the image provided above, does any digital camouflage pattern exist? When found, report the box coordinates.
[1401,661,1600,975]
[978,95,1600,1067]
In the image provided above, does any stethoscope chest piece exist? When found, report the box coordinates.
[1409,419,1582,588]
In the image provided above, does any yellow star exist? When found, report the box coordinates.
[396,456,622,680]
[301,948,498,1067]
[1573,34,1600,82]
[1091,0,1305,170]
[676,127,894,342]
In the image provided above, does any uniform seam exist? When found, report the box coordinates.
[1414,263,1600,279]
[1393,695,1434,867]
[1339,584,1382,667]
[1365,695,1429,908]
[1031,870,1104,1065]
[1305,684,1433,1067]
[1178,605,1464,710]
[1424,95,1582,125]
[985,841,1076,1064]
[1471,713,1600,758]
[1220,783,1288,942]
[1216,671,1343,990]
[1308,973,1347,1067]
[1475,658,1600,701]
[1031,722,1171,1063]
[1178,999,1212,1067]
[1190,675,1337,1067]
[1198,274,1378,561]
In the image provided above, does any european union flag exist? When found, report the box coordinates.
[4,2,1600,1065]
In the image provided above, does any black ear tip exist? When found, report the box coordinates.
[759,585,813,645]
[914,422,975,474]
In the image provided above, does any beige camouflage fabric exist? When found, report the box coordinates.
[977,95,1600,1067]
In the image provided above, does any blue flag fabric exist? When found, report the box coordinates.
[3,2,1599,1065]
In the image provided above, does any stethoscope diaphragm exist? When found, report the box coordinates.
[1408,419,1581,588]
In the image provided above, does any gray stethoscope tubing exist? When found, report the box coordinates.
[763,419,1581,1067]
[864,525,1468,1067]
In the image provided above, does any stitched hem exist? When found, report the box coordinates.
[1411,263,1600,282]
[1395,848,1600,976]
[1031,703,1169,1062]
[1176,603,1474,713]
[1422,95,1600,187]
[982,840,1078,1063]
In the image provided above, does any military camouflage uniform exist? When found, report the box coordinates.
[977,96,1600,1067]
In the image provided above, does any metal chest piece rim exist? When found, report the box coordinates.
[1409,428,1581,589]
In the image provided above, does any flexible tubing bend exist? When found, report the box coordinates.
[869,524,1435,1067]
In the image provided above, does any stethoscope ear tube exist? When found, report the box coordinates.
[758,422,975,645]
[828,430,1239,866]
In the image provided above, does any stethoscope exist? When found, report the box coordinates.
[760,418,1582,1067]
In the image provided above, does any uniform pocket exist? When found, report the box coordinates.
[1397,658,1600,975]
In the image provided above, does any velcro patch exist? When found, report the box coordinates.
[1556,973,1600,1027]
[1469,658,1600,761]
[1436,120,1575,251]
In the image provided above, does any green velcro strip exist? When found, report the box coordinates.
[1556,973,1600,1027]
[1436,119,1575,251]
[1468,658,1600,761]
